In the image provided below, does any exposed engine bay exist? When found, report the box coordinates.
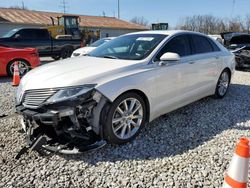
[221,32,250,69]
[232,47,250,68]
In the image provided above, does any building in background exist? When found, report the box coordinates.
[0,8,147,40]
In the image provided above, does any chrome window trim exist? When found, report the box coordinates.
[149,32,223,65]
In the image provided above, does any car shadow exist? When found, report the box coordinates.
[55,83,250,164]
[236,68,250,72]
[0,77,12,83]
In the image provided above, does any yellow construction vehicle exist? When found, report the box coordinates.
[47,15,81,39]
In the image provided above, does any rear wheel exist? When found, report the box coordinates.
[61,47,73,59]
[103,92,146,145]
[214,69,230,98]
[51,55,61,61]
[7,60,30,77]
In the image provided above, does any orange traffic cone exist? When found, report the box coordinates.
[12,61,20,87]
[222,138,250,188]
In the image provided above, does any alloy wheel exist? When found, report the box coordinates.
[112,98,143,140]
[10,61,29,76]
[218,71,229,96]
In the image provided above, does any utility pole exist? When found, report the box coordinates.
[60,0,67,13]
[231,0,235,17]
[118,0,120,19]
[21,1,25,9]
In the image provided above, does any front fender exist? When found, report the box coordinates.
[96,68,157,120]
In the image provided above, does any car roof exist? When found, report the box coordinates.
[126,30,207,37]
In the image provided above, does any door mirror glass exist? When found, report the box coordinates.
[159,52,180,65]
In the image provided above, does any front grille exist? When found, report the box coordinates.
[22,88,59,108]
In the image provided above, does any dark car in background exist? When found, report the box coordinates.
[0,28,81,60]
[221,32,250,69]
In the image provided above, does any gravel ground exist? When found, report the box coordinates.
[0,71,250,188]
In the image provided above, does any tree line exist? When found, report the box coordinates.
[130,14,250,35]
[176,15,250,34]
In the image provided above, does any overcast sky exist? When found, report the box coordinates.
[1,0,250,27]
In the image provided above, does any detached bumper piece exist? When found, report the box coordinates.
[15,104,106,159]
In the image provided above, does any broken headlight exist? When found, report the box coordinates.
[46,85,96,104]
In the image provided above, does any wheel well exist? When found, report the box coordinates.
[223,67,232,83]
[120,89,150,123]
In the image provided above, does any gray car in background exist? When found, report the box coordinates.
[71,37,115,57]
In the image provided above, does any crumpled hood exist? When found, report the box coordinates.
[20,56,142,90]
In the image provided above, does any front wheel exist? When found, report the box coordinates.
[214,70,230,98]
[103,92,146,145]
[61,47,73,59]
[51,55,61,61]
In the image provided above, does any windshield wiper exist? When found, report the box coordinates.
[102,55,119,59]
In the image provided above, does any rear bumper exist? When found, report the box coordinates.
[29,56,41,69]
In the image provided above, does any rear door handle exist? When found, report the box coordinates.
[188,61,196,64]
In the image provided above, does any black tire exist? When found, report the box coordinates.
[103,92,146,145]
[214,69,230,99]
[6,59,30,77]
[61,47,73,59]
[51,55,61,61]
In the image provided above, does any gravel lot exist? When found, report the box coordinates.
[0,70,250,188]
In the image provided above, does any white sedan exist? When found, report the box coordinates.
[16,30,235,151]
[71,37,115,57]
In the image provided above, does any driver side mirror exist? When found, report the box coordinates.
[159,52,180,66]
[14,34,21,40]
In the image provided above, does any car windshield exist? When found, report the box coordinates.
[89,34,166,60]
[2,28,19,38]
[90,38,111,47]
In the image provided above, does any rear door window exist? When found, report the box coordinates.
[207,38,221,52]
[35,29,49,40]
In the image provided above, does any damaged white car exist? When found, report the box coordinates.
[16,30,235,154]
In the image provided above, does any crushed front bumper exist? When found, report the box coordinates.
[15,98,107,157]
